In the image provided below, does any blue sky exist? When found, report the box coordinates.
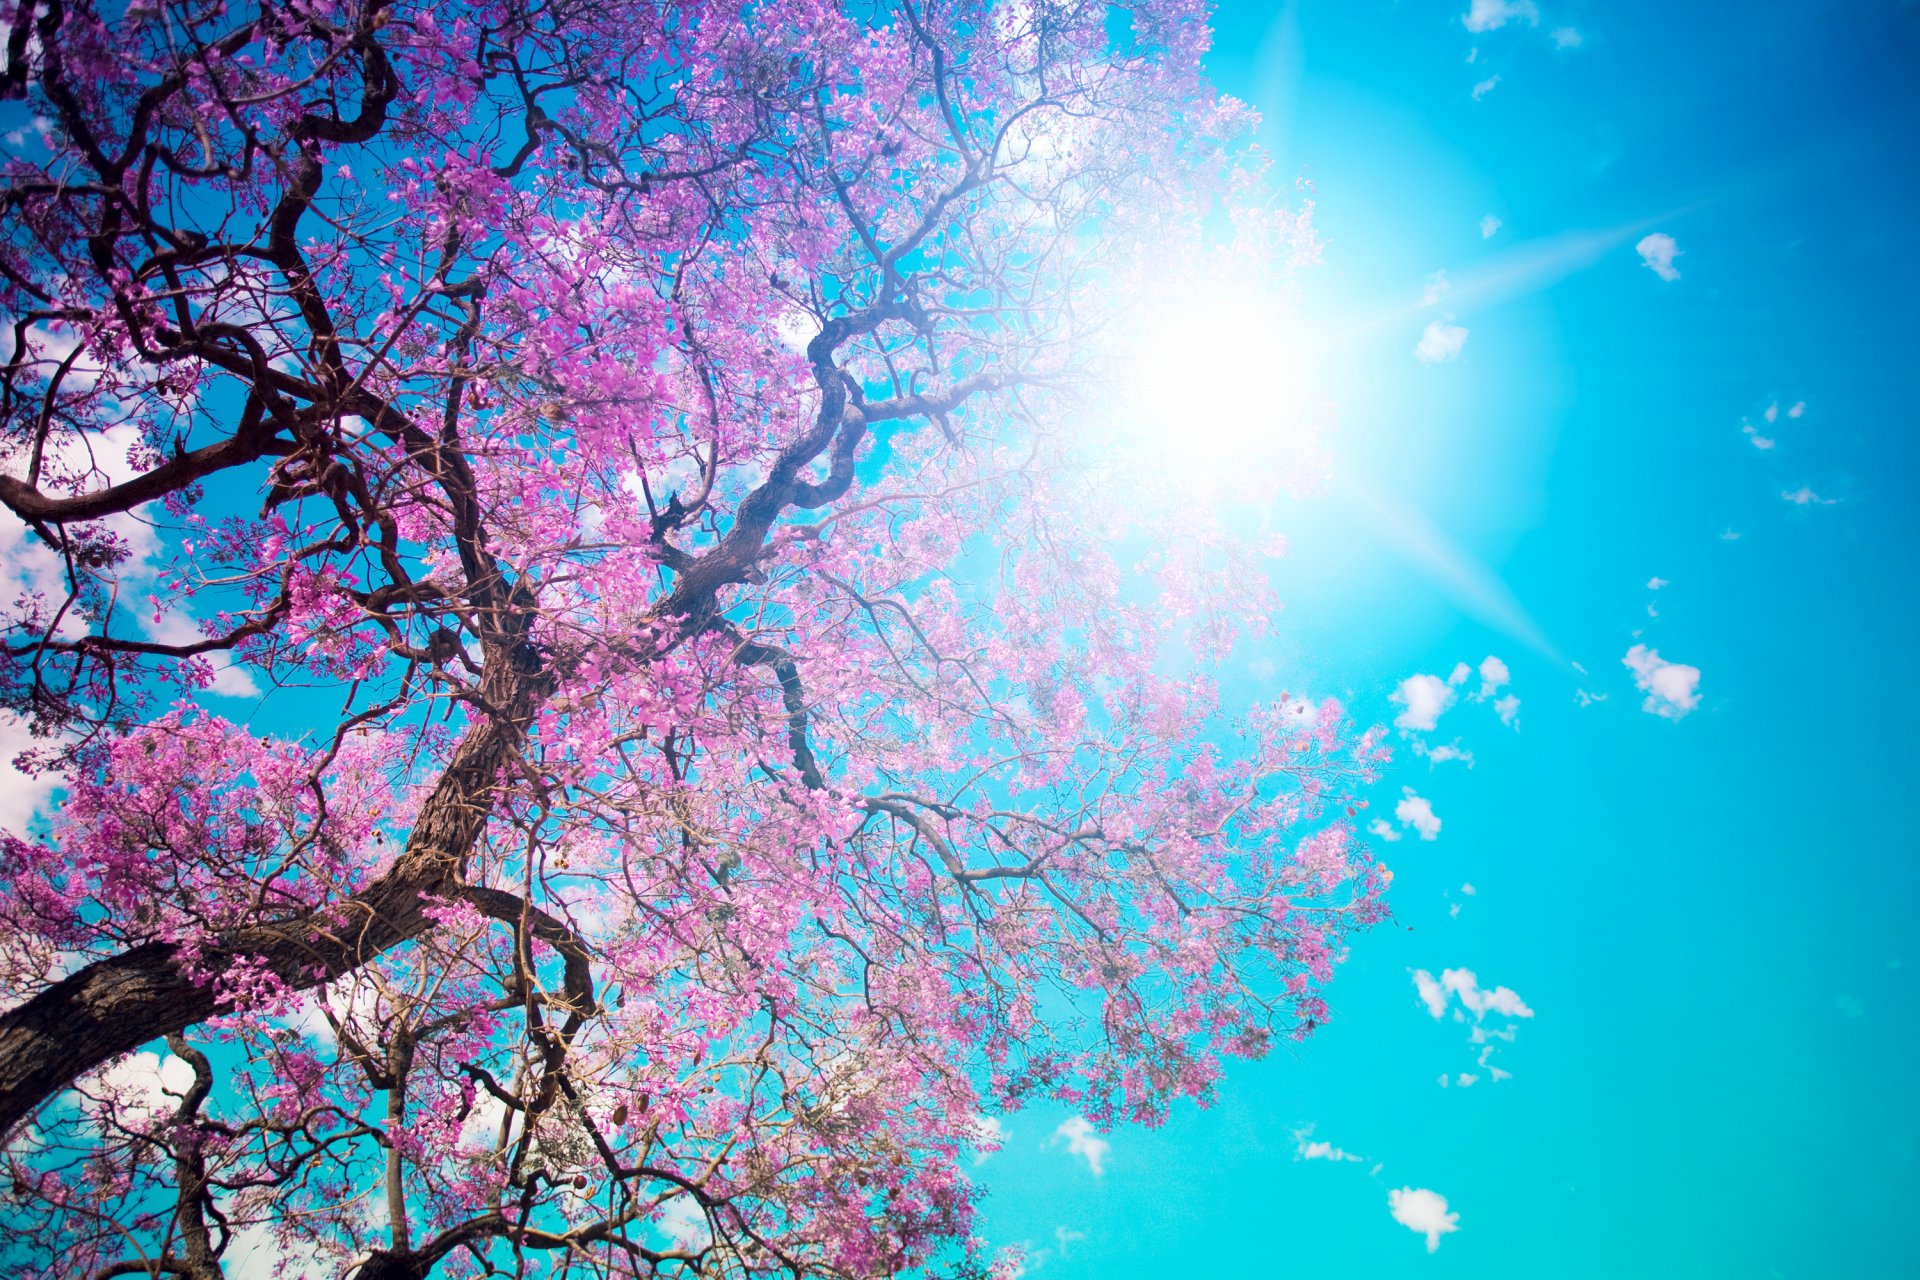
[974,1,1920,1275]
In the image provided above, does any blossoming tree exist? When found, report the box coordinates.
[0,0,1387,1273]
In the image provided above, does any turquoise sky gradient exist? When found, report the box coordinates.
[976,2,1919,1275]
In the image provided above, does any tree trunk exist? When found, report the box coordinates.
[0,653,547,1139]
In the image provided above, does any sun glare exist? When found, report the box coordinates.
[1112,293,1326,475]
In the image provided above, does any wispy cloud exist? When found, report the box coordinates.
[1462,0,1538,33]
[1294,1126,1365,1164]
[1416,319,1470,363]
[1781,486,1837,506]
[1053,1117,1110,1177]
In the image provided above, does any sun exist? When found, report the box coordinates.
[1107,289,1327,478]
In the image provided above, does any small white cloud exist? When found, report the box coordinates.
[1392,672,1457,732]
[1788,401,1806,418]
[1647,577,1668,591]
[1461,882,1477,896]
[1550,26,1583,49]
[1054,1116,1110,1177]
[1764,402,1780,424]
[1493,694,1520,727]
[1781,486,1837,506]
[1475,654,1510,702]
[1369,817,1403,843]
[1389,1187,1461,1253]
[1471,74,1501,101]
[1575,688,1607,707]
[1421,270,1453,307]
[1836,994,1865,1019]
[1743,423,1775,449]
[1636,232,1682,282]
[1416,319,1470,364]
[1447,663,1472,686]
[1480,214,1503,239]
[1396,788,1442,841]
[1462,0,1538,32]
[1623,644,1702,720]
[1294,1127,1365,1164]
[1720,528,1741,541]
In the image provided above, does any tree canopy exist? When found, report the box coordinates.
[0,0,1387,1273]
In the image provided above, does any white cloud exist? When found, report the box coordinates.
[1294,1127,1364,1163]
[1421,270,1453,307]
[1636,232,1682,282]
[657,1194,712,1249]
[1480,214,1502,239]
[1395,788,1442,841]
[1413,968,1534,1021]
[1743,422,1775,450]
[1646,577,1668,591]
[1461,882,1477,896]
[1474,655,1511,706]
[1788,401,1806,418]
[74,1050,197,1126]
[1447,968,1533,1019]
[1424,741,1475,767]
[1622,644,1702,720]
[1462,0,1538,32]
[1053,1116,1110,1177]
[1447,663,1472,686]
[1550,25,1583,49]
[1720,528,1741,541]
[1471,74,1502,101]
[145,611,261,698]
[223,1219,345,1280]
[1369,817,1403,843]
[973,1116,1009,1164]
[1389,1187,1461,1253]
[1392,672,1457,731]
[1492,694,1520,727]
[0,712,60,836]
[1782,486,1837,506]
[1413,969,1450,1019]
[1415,319,1470,364]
